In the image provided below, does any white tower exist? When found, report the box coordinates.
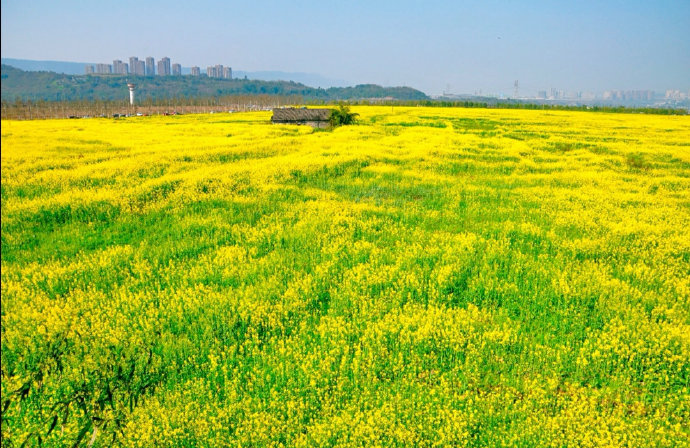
[127,83,136,105]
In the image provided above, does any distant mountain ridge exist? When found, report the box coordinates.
[1,58,350,88]
[0,64,428,102]
[1,58,93,75]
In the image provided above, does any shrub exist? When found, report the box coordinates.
[329,105,359,128]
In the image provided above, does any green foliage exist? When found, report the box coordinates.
[329,105,359,127]
[0,65,428,102]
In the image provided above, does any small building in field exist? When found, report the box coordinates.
[271,108,332,128]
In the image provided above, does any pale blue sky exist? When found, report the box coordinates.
[2,0,688,95]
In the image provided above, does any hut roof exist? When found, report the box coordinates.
[272,108,332,123]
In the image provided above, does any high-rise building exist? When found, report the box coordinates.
[85,65,95,75]
[96,64,112,74]
[113,60,128,75]
[134,60,146,76]
[172,63,182,76]
[126,57,146,76]
[205,64,231,78]
[190,66,201,76]
[666,89,688,100]
[145,57,155,76]
[157,57,171,76]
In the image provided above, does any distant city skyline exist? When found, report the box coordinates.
[83,55,232,79]
[1,0,689,95]
[6,56,689,106]
[76,55,690,102]
[82,55,680,101]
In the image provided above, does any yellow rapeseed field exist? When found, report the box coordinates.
[1,106,689,447]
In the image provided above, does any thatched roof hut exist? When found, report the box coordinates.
[271,108,332,128]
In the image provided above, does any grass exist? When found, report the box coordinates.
[1,106,689,447]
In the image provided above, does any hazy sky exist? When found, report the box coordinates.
[2,0,688,95]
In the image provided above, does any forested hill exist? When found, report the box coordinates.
[1,65,428,102]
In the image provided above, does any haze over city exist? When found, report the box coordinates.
[1,0,689,96]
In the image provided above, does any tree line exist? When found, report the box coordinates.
[4,96,686,120]
[0,95,305,120]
